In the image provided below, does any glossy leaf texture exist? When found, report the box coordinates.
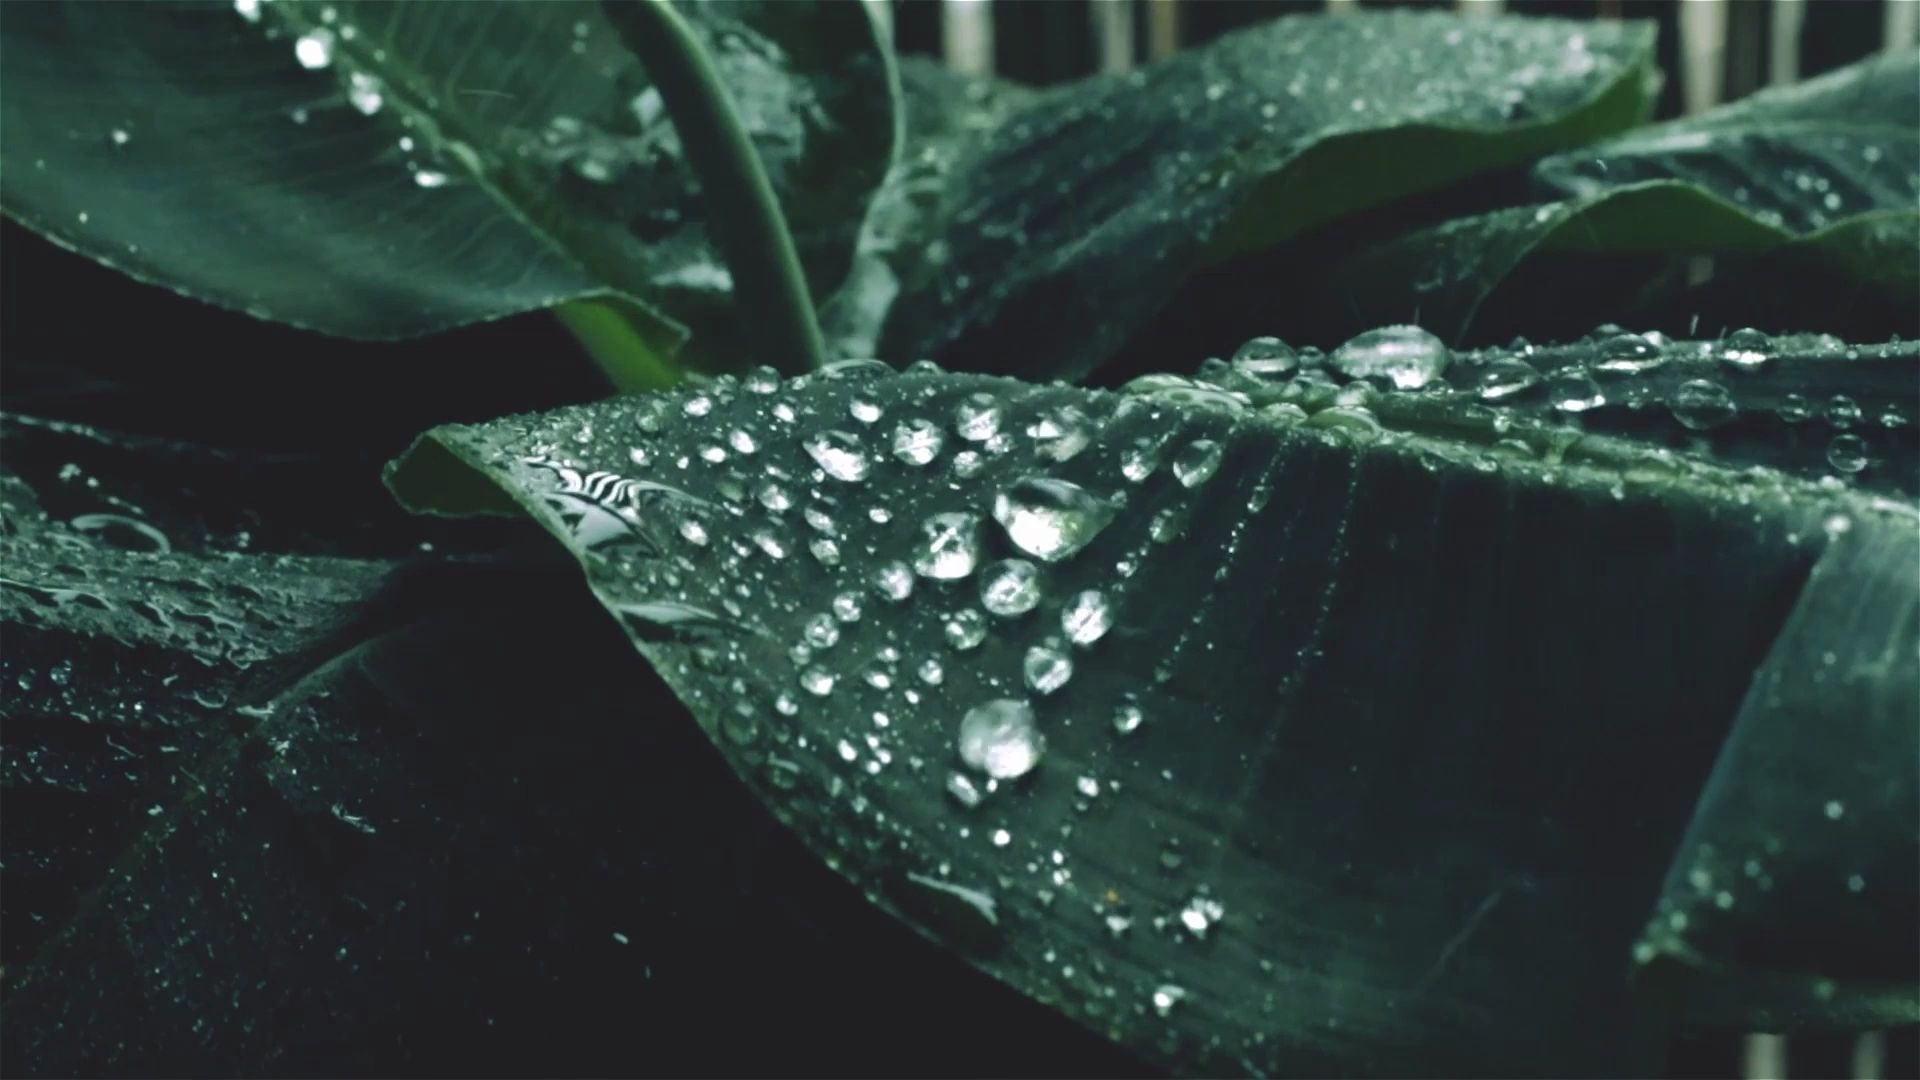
[1324,50,1920,343]
[0,0,895,363]
[387,341,1920,1075]
[0,420,1141,1077]
[875,10,1656,382]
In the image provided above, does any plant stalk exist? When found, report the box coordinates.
[603,0,828,376]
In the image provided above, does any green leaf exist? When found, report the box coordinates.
[387,340,1920,1074]
[0,0,895,369]
[1324,51,1920,343]
[876,10,1656,382]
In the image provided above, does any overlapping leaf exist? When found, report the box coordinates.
[875,10,1657,382]
[1324,51,1920,343]
[388,340,1920,1075]
[0,0,896,366]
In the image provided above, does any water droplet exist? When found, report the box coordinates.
[980,559,1042,617]
[1061,590,1113,645]
[1026,405,1092,462]
[954,394,1004,441]
[679,519,710,545]
[683,395,713,418]
[294,28,336,69]
[720,706,761,747]
[745,366,780,394]
[1151,984,1187,1017]
[1231,336,1298,380]
[1171,439,1223,488]
[991,477,1114,562]
[873,561,914,602]
[69,513,170,553]
[809,537,842,566]
[1547,369,1605,413]
[347,71,383,115]
[1669,379,1736,430]
[749,528,788,559]
[110,128,130,146]
[413,168,449,188]
[945,610,987,650]
[918,658,945,685]
[1121,436,1164,482]
[803,614,840,648]
[799,667,835,696]
[832,591,864,623]
[951,450,985,478]
[1719,327,1773,372]
[728,429,759,455]
[958,699,1043,780]
[850,396,883,424]
[947,771,985,808]
[1331,325,1450,389]
[1474,358,1540,401]
[1023,644,1072,694]
[804,430,871,482]
[233,0,262,23]
[1825,395,1862,429]
[891,418,944,466]
[757,482,792,512]
[914,513,982,580]
[1112,701,1144,735]
[1180,895,1225,938]
[1777,393,1813,423]
[1593,332,1665,372]
[1826,433,1869,474]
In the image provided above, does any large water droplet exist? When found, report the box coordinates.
[892,418,944,466]
[1593,332,1665,372]
[1023,644,1073,694]
[1331,325,1450,389]
[991,477,1115,562]
[954,394,1004,441]
[1171,438,1223,487]
[1231,336,1298,380]
[1026,406,1092,462]
[1719,327,1773,372]
[804,430,871,482]
[1061,589,1114,645]
[1121,436,1164,482]
[1547,368,1605,413]
[958,699,1043,780]
[1826,433,1869,473]
[1475,358,1540,401]
[980,559,1042,617]
[1669,379,1736,430]
[915,513,983,580]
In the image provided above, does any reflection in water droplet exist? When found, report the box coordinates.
[1826,433,1869,474]
[804,430,871,481]
[992,477,1114,562]
[892,418,944,465]
[1061,590,1113,645]
[1331,325,1450,389]
[1231,336,1298,380]
[1593,332,1665,372]
[914,513,982,580]
[958,699,1043,779]
[1547,369,1605,413]
[1669,379,1736,430]
[1171,439,1223,488]
[1024,644,1072,694]
[1475,358,1540,401]
[954,394,1004,441]
[980,559,1042,617]
[945,609,988,650]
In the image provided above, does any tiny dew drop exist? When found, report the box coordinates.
[109,128,130,146]
[1668,379,1736,430]
[294,28,336,69]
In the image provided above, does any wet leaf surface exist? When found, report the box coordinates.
[1324,51,1920,343]
[388,341,1920,1075]
[0,428,1145,1078]
[0,0,895,364]
[876,10,1656,382]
